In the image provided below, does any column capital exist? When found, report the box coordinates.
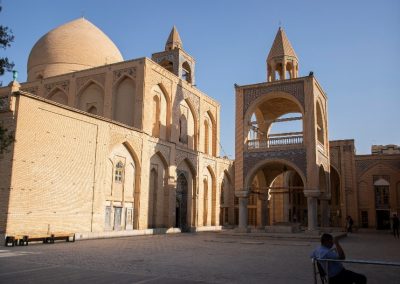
[235,189,250,198]
[304,189,320,198]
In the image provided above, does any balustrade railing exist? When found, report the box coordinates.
[247,135,303,149]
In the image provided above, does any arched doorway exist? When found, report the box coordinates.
[176,173,189,231]
[245,160,306,228]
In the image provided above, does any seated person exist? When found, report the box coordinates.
[311,233,366,284]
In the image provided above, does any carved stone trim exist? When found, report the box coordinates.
[176,149,197,173]
[44,80,69,96]
[21,86,39,95]
[242,81,304,116]
[113,68,136,83]
[76,74,105,92]
[243,148,307,181]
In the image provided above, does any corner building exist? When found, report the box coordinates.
[0,19,233,239]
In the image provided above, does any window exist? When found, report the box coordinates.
[115,161,124,183]
[361,211,368,228]
[179,114,188,144]
[375,186,389,208]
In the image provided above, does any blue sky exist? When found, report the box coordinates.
[2,0,399,156]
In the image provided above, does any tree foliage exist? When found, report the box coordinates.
[0,5,15,153]
[0,5,15,82]
[0,125,14,154]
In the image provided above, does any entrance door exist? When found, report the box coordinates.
[177,174,188,232]
[376,210,390,230]
[114,207,122,231]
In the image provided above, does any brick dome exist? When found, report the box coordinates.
[27,18,123,81]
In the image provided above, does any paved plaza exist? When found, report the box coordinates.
[0,230,399,283]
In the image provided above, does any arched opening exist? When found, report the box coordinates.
[88,106,98,115]
[316,102,325,146]
[48,88,68,105]
[113,77,136,127]
[179,99,197,150]
[286,62,293,79]
[330,166,341,227]
[177,159,196,228]
[78,82,104,116]
[374,178,390,230]
[179,114,188,144]
[204,119,209,155]
[149,168,158,228]
[203,178,208,226]
[152,95,160,137]
[151,85,169,140]
[182,61,192,83]
[176,173,188,231]
[148,152,168,228]
[246,160,306,227]
[160,59,173,73]
[107,143,139,230]
[219,171,232,226]
[275,63,283,80]
[246,96,304,150]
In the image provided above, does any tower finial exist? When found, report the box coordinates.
[165,26,183,51]
[266,28,299,82]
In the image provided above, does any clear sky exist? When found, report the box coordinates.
[1,0,399,156]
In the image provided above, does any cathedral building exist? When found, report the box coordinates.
[0,19,399,242]
[0,18,233,240]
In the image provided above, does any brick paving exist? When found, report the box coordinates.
[0,230,399,283]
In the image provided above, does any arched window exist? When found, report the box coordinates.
[182,62,192,83]
[88,106,98,115]
[179,114,188,144]
[220,181,225,205]
[152,95,160,137]
[204,120,209,155]
[160,60,173,73]
[114,161,124,183]
[203,178,208,226]
[316,102,325,145]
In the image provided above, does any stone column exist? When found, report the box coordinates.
[304,190,320,231]
[166,176,176,228]
[282,60,287,80]
[320,198,330,227]
[236,189,250,232]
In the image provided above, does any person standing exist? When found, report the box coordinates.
[346,216,354,233]
[311,233,367,284]
[392,213,399,238]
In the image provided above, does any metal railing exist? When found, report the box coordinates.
[312,258,400,284]
[247,135,303,149]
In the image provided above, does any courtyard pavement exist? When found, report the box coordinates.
[0,230,399,283]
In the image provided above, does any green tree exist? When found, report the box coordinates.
[0,5,15,86]
[0,4,15,153]
[0,125,14,154]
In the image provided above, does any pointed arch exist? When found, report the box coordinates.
[112,75,136,127]
[148,150,169,228]
[316,101,325,146]
[151,84,171,140]
[183,98,198,150]
[182,61,192,83]
[206,165,217,226]
[206,110,217,156]
[47,87,68,105]
[77,80,105,116]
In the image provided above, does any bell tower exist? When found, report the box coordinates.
[152,26,195,85]
[235,27,331,232]
[266,27,299,82]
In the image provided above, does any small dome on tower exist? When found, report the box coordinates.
[27,18,123,81]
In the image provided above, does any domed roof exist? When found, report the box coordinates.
[27,18,123,81]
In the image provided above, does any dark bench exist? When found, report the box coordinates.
[5,233,75,246]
